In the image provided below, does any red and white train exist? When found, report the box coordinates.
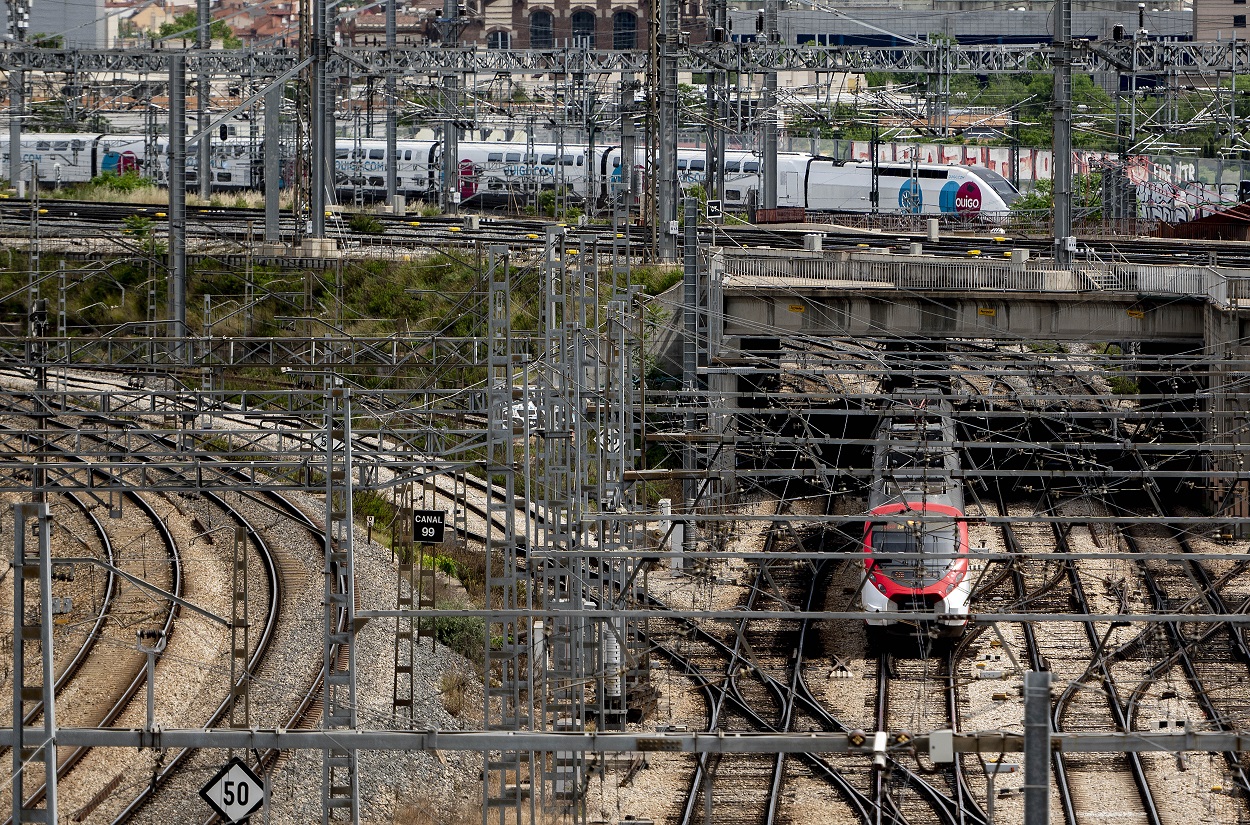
[861,391,971,638]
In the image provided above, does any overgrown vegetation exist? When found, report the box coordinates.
[1108,375,1140,395]
[432,609,486,667]
[155,10,242,48]
[1011,174,1104,221]
[347,213,386,235]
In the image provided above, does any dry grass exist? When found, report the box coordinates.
[440,669,472,717]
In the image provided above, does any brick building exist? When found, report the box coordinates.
[485,0,651,50]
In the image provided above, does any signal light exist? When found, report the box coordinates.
[847,729,867,747]
[894,731,913,746]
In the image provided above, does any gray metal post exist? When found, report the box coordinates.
[8,70,20,190]
[385,0,397,205]
[12,503,57,825]
[681,197,698,557]
[620,73,636,220]
[8,0,24,191]
[264,84,281,243]
[441,73,458,213]
[657,0,679,259]
[1052,0,1073,267]
[439,0,460,214]
[169,55,187,355]
[197,0,211,200]
[310,0,328,238]
[1024,670,1052,825]
[321,389,359,824]
[761,0,779,210]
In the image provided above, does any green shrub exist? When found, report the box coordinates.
[1108,375,1139,395]
[433,614,485,665]
[348,213,385,234]
[90,171,152,192]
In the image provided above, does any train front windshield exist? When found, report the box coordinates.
[871,521,958,587]
[971,167,1020,207]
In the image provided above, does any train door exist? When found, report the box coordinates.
[459,158,477,200]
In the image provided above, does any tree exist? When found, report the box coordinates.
[157,11,241,48]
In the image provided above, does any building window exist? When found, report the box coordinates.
[1236,14,1247,25]
[612,10,636,49]
[530,9,553,47]
[571,10,596,48]
[487,30,510,47]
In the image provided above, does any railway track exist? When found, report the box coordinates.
[11,197,1250,267]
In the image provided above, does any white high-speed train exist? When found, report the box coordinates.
[0,133,1019,217]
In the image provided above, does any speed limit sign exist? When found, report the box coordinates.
[200,757,264,822]
[413,510,446,544]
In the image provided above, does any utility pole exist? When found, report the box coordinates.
[1052,0,1074,268]
[705,0,727,202]
[309,0,329,238]
[264,83,281,243]
[197,0,211,200]
[657,0,679,258]
[761,0,779,210]
[385,0,397,206]
[1023,671,1052,825]
[620,72,637,222]
[8,0,26,191]
[169,54,187,360]
[439,0,461,214]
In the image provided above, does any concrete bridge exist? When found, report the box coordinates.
[708,247,1246,352]
[647,245,1250,527]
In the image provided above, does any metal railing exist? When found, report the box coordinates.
[717,247,1236,300]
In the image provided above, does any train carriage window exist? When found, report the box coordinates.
[71,140,84,151]
[690,159,705,171]
[336,148,349,159]
[743,161,759,172]
[369,149,384,159]
[505,152,521,163]
[541,154,557,165]
[526,153,536,163]
[488,152,503,162]
[677,159,687,170]
[726,189,741,200]
[36,141,50,151]
[725,161,740,172]
[404,150,412,160]
[561,156,575,166]
[368,176,382,186]
[576,155,583,166]
[52,141,68,151]
[216,172,232,182]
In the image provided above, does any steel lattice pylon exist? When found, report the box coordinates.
[482,247,533,824]
[321,388,358,825]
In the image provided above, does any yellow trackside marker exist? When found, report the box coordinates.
[978,307,996,317]
[1127,309,1145,319]
[789,304,805,313]
[968,249,981,256]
